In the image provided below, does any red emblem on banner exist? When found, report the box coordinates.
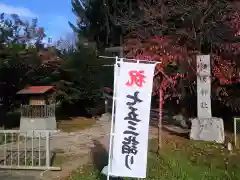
[126,70,146,87]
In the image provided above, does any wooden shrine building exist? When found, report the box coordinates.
[16,86,57,136]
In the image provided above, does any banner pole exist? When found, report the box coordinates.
[99,55,161,64]
[107,56,120,180]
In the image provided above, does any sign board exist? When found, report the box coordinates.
[197,55,212,118]
[190,117,225,143]
[110,62,156,178]
[29,98,45,105]
[191,55,224,143]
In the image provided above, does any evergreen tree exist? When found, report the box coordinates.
[70,0,122,49]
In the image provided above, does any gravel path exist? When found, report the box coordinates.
[0,117,111,180]
[0,170,42,180]
[0,113,159,180]
[51,120,111,155]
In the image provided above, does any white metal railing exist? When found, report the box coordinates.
[0,130,61,171]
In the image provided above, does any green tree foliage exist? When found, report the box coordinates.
[0,12,111,119]
[53,43,105,106]
[0,14,45,111]
[70,0,122,49]
[0,13,46,46]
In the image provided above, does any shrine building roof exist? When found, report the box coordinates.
[16,86,54,95]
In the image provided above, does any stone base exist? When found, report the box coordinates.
[101,165,119,178]
[172,114,189,128]
[99,113,111,121]
[20,117,57,137]
[190,117,225,143]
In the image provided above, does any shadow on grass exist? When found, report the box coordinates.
[162,126,189,139]
[91,140,123,180]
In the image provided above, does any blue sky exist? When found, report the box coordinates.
[0,0,77,41]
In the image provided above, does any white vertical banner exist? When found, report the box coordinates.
[111,62,156,178]
[197,55,212,118]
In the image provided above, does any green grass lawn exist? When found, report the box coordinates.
[67,134,240,180]
[57,117,97,132]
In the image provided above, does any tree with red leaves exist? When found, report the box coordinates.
[0,13,46,46]
[122,0,240,110]
[72,0,240,150]
[76,0,239,109]
[121,0,240,150]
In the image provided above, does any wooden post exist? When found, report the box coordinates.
[157,88,163,153]
[105,99,108,113]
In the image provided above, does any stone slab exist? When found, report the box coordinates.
[190,117,224,143]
